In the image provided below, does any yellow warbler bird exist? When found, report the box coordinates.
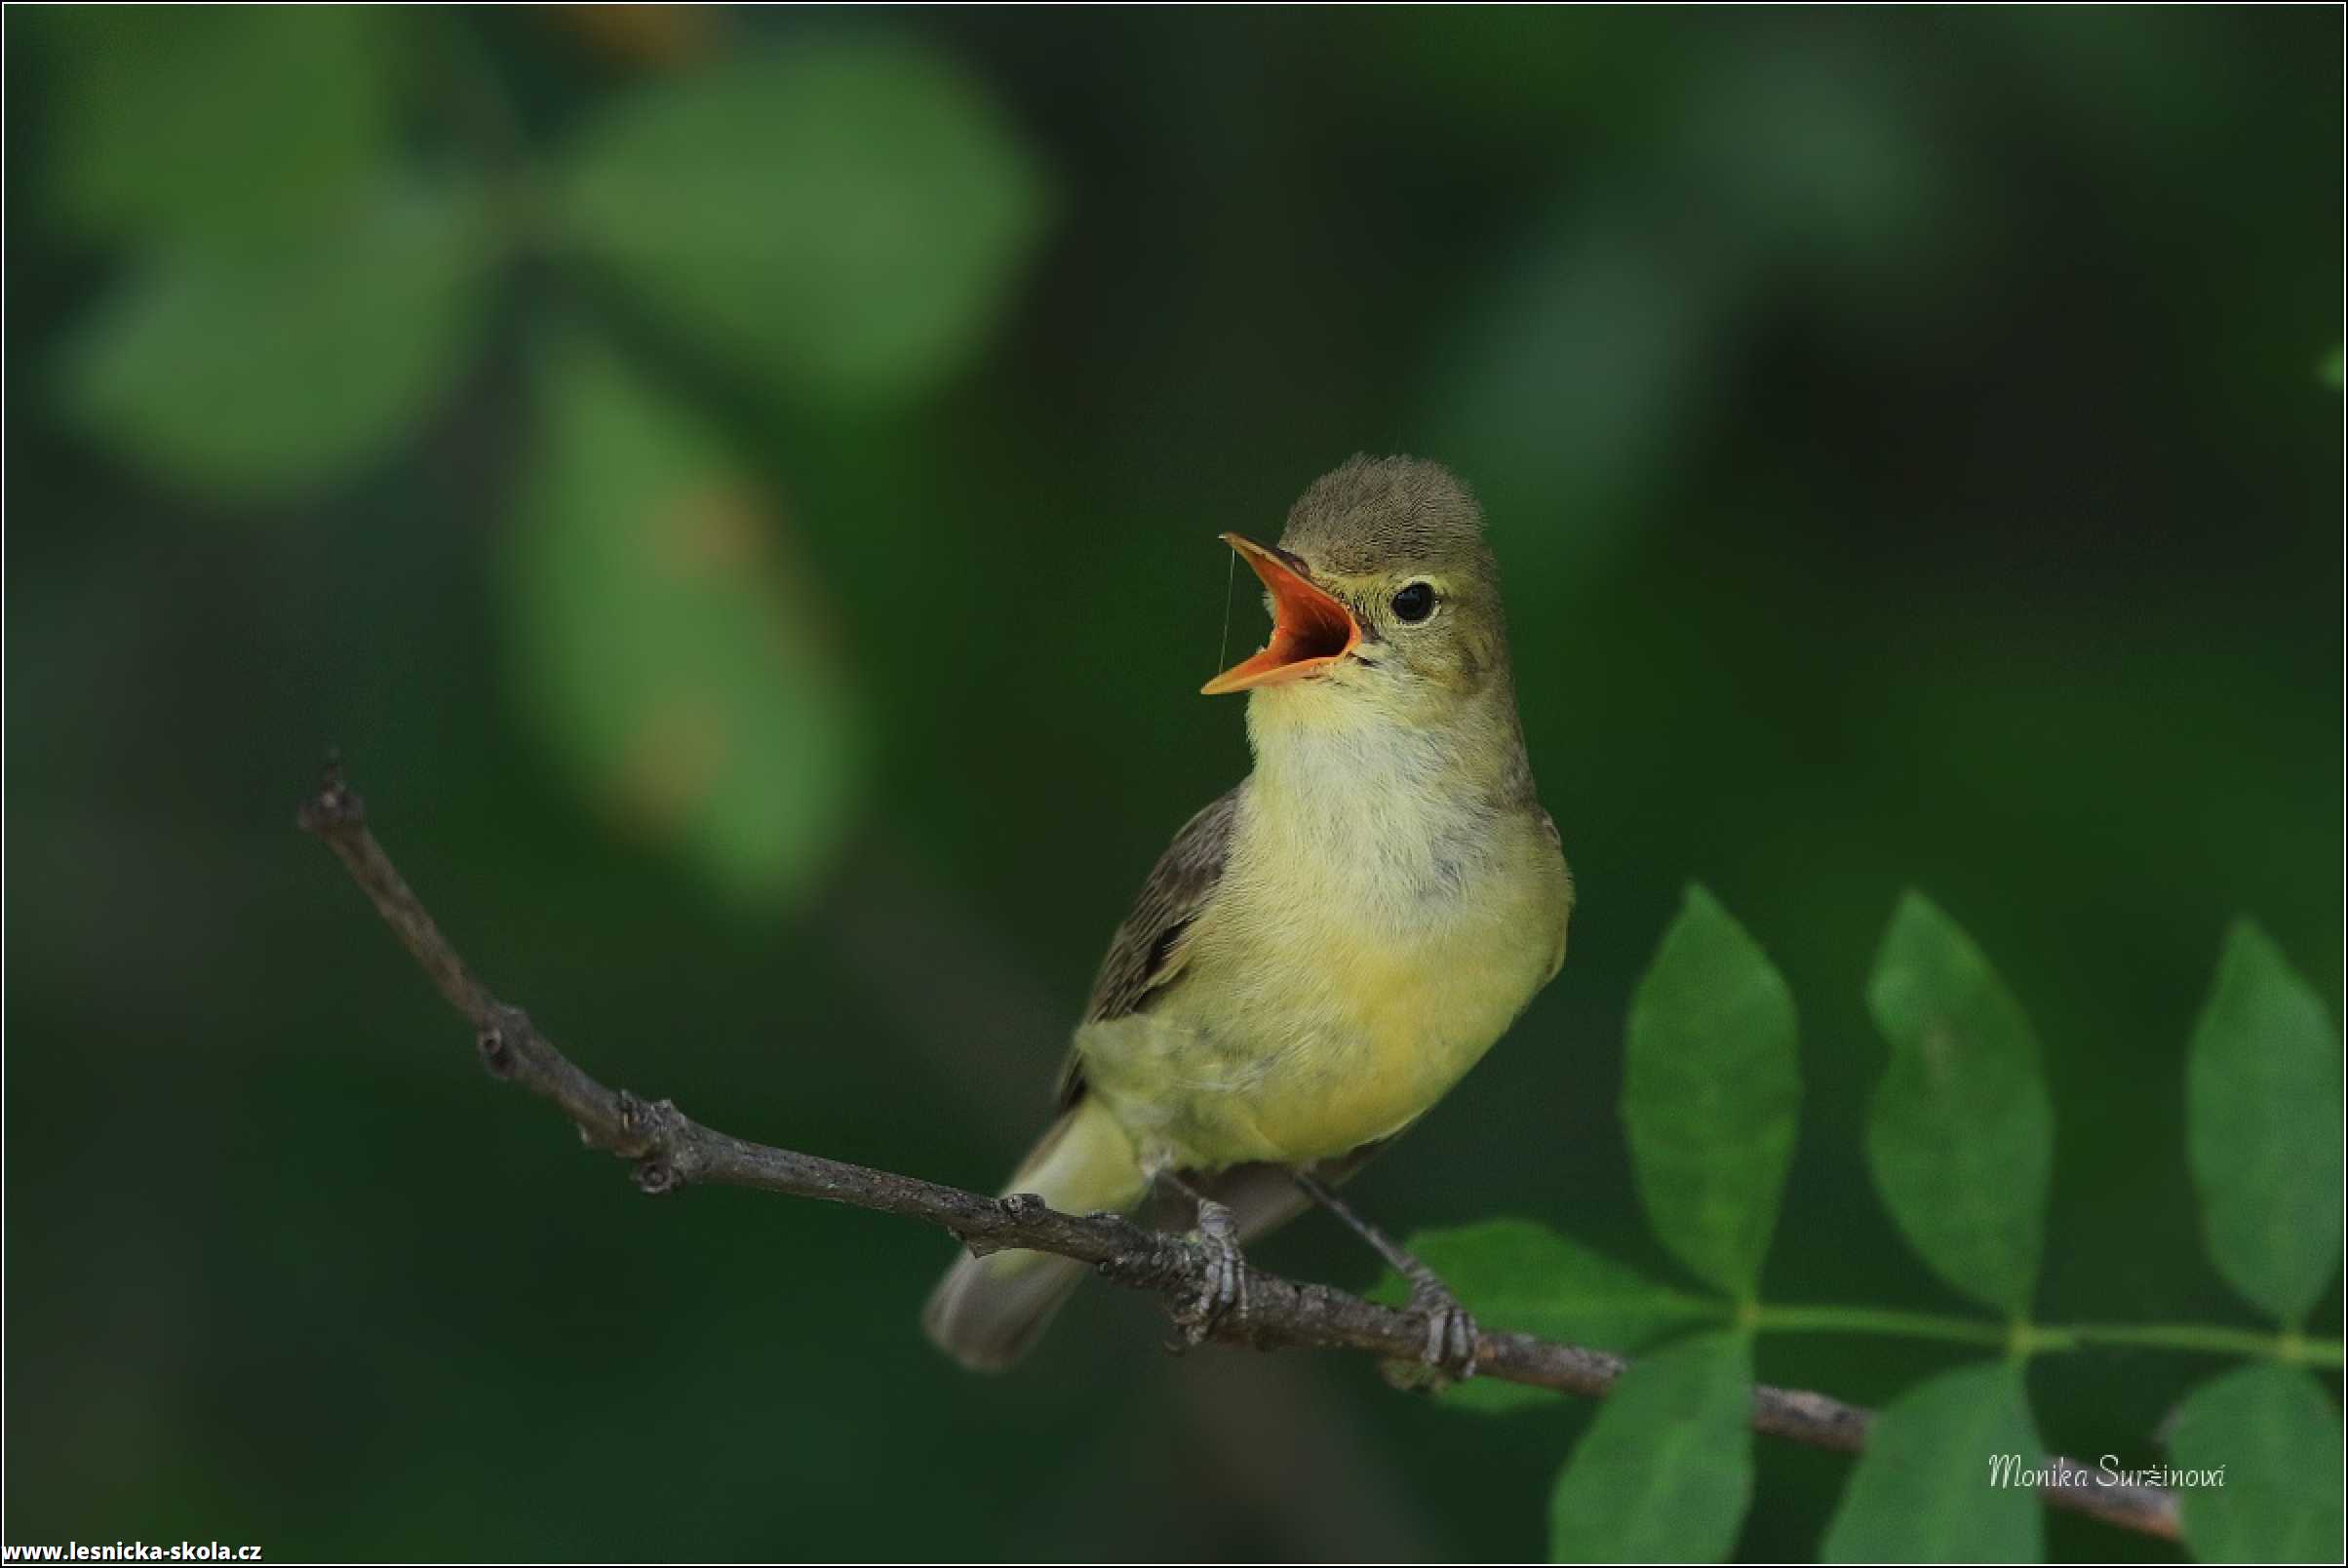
[924,455,1573,1372]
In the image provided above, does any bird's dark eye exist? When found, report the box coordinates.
[1390,582,1436,623]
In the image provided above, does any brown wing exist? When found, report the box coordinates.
[1083,788,1238,1023]
[1053,788,1239,1106]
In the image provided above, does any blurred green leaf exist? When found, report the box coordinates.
[511,326,867,904]
[1821,1360,2044,1563]
[562,39,1049,410]
[1864,892,2054,1316]
[2322,345,2343,390]
[1372,1221,1716,1413]
[2185,921,2343,1324]
[1547,1330,1753,1562]
[48,6,402,246]
[61,182,494,503]
[2166,1362,2344,1562]
[1623,884,1800,1300]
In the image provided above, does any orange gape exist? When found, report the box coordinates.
[1199,533,1360,694]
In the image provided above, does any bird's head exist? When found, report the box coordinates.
[1203,456,1510,727]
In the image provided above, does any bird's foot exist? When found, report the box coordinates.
[1176,1196,1249,1345]
[1405,1265,1479,1380]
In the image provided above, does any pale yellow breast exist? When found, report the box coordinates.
[1077,774,1571,1174]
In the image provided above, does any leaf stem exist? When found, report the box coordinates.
[1747,1303,2343,1366]
[2059,1321,2344,1367]
[1749,1303,2013,1348]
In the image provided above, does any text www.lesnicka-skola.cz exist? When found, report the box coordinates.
[3,1545,260,1561]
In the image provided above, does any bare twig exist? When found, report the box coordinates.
[295,757,2182,1546]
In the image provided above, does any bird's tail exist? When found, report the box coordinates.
[922,1095,1150,1372]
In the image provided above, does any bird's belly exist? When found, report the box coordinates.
[1078,899,1553,1172]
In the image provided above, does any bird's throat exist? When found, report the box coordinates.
[1238,687,1536,921]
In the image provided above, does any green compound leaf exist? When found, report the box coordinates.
[562,39,1050,410]
[1547,1330,1754,1562]
[510,327,868,905]
[1863,892,2054,1316]
[2167,1361,2345,1562]
[48,6,403,247]
[2185,921,2344,1324]
[1371,1221,1716,1413]
[1822,1360,2044,1563]
[1624,884,1801,1299]
[60,181,494,503]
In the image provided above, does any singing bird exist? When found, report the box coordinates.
[924,455,1572,1372]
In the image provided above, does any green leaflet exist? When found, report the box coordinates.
[1548,1330,1755,1562]
[1863,893,2054,1315]
[1822,1360,2044,1563]
[508,327,868,905]
[1624,884,1801,1299]
[2184,921,2343,1324]
[562,39,1050,410]
[61,182,493,504]
[49,7,402,247]
[2167,1361,2344,1562]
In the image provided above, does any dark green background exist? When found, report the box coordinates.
[5,6,2340,1561]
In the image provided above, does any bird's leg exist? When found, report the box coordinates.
[1293,1169,1479,1378]
[1157,1171,1248,1344]
[1172,1183,1248,1341]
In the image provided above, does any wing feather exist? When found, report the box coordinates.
[1053,788,1239,1106]
[1083,788,1238,1023]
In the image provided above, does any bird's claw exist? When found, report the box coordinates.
[1407,1270,1479,1380]
[1179,1197,1248,1344]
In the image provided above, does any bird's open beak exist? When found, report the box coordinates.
[1200,533,1361,695]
